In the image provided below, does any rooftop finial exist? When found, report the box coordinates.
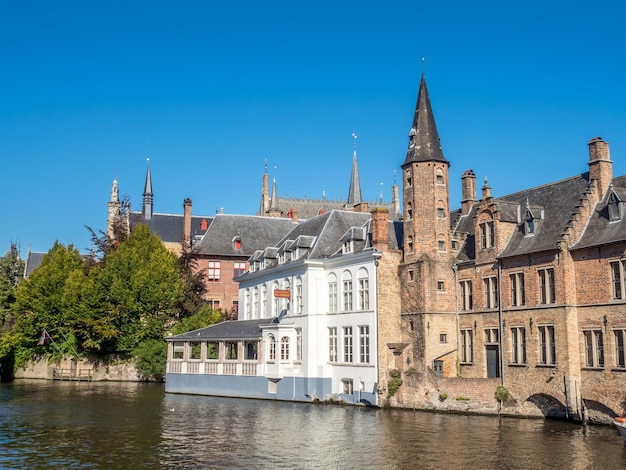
[379,182,384,204]
[352,133,357,151]
[393,169,397,184]
[264,158,268,173]
[421,57,425,75]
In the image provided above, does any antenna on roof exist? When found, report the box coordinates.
[380,182,384,204]
[421,57,425,75]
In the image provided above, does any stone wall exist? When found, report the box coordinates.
[13,355,141,382]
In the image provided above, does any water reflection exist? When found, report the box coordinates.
[1,380,625,469]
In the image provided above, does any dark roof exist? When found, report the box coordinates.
[165,318,276,341]
[131,212,212,244]
[273,210,372,260]
[403,74,448,166]
[454,174,591,260]
[24,251,46,277]
[572,175,626,249]
[193,214,296,257]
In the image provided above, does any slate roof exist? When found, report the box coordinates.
[165,318,275,341]
[131,211,212,244]
[24,251,46,277]
[572,174,626,249]
[454,173,592,261]
[192,214,296,257]
[403,74,448,166]
[272,210,373,260]
[269,197,400,221]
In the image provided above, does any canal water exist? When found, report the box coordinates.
[1,380,625,469]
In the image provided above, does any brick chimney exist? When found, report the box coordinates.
[461,169,477,215]
[588,137,612,198]
[183,198,192,246]
[371,208,389,252]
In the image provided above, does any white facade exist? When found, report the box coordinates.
[238,248,380,403]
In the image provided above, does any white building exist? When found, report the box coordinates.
[165,210,400,405]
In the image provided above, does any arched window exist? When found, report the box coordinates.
[281,336,290,361]
[268,334,276,361]
[358,268,369,311]
[342,270,353,311]
[407,202,413,220]
[436,168,444,185]
[328,273,338,313]
[407,236,414,253]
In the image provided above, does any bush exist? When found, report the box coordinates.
[439,392,448,401]
[387,369,403,397]
[495,385,510,402]
[133,339,167,380]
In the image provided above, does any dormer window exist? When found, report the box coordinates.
[408,128,416,147]
[343,240,354,254]
[233,236,242,250]
[608,189,622,222]
[524,209,535,236]
[480,221,495,249]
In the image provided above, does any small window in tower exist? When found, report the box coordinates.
[407,202,413,219]
[407,236,414,253]
[405,169,412,187]
[408,270,414,282]
[438,240,445,251]
[437,280,445,291]
[436,169,444,185]
[452,240,458,250]
[437,207,445,218]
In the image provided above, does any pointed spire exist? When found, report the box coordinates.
[270,176,279,211]
[142,158,153,220]
[403,74,448,166]
[348,133,363,206]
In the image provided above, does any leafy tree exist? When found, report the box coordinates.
[97,224,183,353]
[170,304,225,336]
[9,242,85,368]
[133,338,167,379]
[0,244,25,325]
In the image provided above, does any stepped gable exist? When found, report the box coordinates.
[572,174,626,249]
[193,214,296,257]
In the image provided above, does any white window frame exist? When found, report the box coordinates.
[583,329,604,368]
[539,267,556,304]
[359,325,370,364]
[511,326,526,365]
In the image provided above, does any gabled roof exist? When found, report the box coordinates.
[572,175,626,249]
[131,212,212,244]
[192,214,296,257]
[272,210,372,260]
[24,251,46,277]
[454,174,591,260]
[165,318,276,342]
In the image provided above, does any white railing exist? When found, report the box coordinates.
[242,363,257,376]
[168,360,260,376]
[205,362,219,374]
[223,362,237,375]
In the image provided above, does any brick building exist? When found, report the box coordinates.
[378,73,626,422]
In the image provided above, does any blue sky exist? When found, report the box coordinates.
[2,1,625,254]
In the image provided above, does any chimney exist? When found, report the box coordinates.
[461,169,477,215]
[481,177,492,201]
[291,208,299,223]
[354,202,369,213]
[371,208,389,252]
[183,198,192,246]
[588,137,612,198]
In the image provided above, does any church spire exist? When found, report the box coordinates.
[142,158,153,220]
[267,176,283,217]
[403,74,448,166]
[347,133,362,206]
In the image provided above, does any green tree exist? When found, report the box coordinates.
[98,224,183,353]
[8,242,85,367]
[0,244,25,326]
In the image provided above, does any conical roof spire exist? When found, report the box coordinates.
[403,74,448,166]
[142,158,153,220]
[347,134,362,205]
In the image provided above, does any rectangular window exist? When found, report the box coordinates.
[329,327,337,362]
[189,342,201,360]
[343,326,353,363]
[225,341,238,360]
[328,281,338,313]
[233,261,246,278]
[438,240,445,251]
[342,378,354,395]
[460,329,473,363]
[440,333,447,343]
[296,328,302,362]
[511,327,526,364]
[539,268,556,304]
[359,278,369,310]
[611,261,625,299]
[343,280,353,311]
[437,280,445,291]
[583,330,604,368]
[480,221,494,249]
[173,341,184,359]
[615,329,626,368]
[484,276,498,309]
[244,341,258,360]
[359,326,370,363]
[295,283,303,314]
[206,341,219,360]
[208,261,221,282]
[539,325,556,365]
[460,280,472,311]
[484,328,498,344]
[280,337,290,361]
[510,272,525,306]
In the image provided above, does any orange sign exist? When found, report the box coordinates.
[274,289,291,299]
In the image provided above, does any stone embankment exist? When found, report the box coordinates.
[14,356,142,382]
